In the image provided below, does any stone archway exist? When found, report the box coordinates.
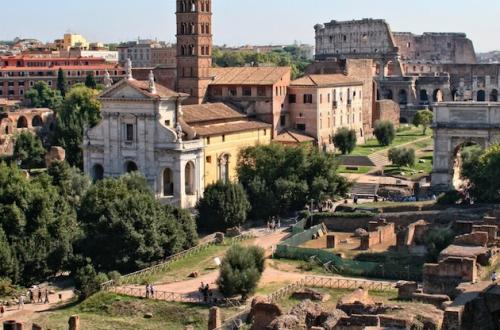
[477,90,486,102]
[431,103,500,191]
[398,89,408,105]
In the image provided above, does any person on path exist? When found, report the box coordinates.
[145,284,150,299]
[37,290,42,303]
[150,285,155,299]
[492,271,497,282]
[0,304,5,318]
[18,295,24,310]
[44,290,49,304]
[29,289,34,304]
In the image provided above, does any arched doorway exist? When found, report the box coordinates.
[17,116,28,128]
[31,115,43,127]
[477,90,486,102]
[92,164,104,181]
[420,90,429,104]
[451,89,458,101]
[163,168,174,197]
[125,161,138,173]
[490,89,498,102]
[185,161,195,195]
[218,154,230,183]
[398,89,408,105]
[433,89,443,102]
[383,89,393,100]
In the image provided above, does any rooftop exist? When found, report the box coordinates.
[209,66,291,86]
[183,103,246,124]
[291,74,363,87]
[274,129,316,143]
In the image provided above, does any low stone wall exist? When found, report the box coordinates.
[423,257,477,296]
[360,220,396,250]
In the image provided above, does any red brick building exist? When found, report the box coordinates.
[0,55,125,100]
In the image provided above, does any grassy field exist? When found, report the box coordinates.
[338,166,374,174]
[31,292,218,330]
[125,238,253,285]
[383,151,433,180]
[351,127,431,156]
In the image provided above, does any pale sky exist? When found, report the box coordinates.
[1,0,499,52]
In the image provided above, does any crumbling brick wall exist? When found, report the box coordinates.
[423,257,477,296]
[360,219,396,250]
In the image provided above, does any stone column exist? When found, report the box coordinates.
[208,307,222,330]
[68,315,80,330]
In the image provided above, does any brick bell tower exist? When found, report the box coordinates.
[176,0,213,105]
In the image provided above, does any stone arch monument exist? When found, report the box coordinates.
[432,102,500,191]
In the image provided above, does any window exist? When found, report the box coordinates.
[242,87,252,96]
[320,94,323,104]
[229,88,237,97]
[296,124,306,131]
[125,124,134,142]
[163,168,174,197]
[280,115,286,126]
[275,87,279,96]
[222,135,226,142]
[206,156,212,163]
[207,137,211,145]
[303,94,313,104]
[219,154,230,183]
[289,94,296,103]
[257,87,266,97]
[165,120,171,127]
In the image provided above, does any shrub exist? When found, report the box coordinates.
[374,121,396,146]
[217,245,265,300]
[0,277,16,297]
[107,271,122,286]
[437,190,462,205]
[74,264,108,300]
[388,147,416,167]
[196,181,250,232]
[413,109,433,135]
[424,227,455,262]
[333,128,357,155]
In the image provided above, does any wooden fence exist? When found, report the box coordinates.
[304,275,396,292]
[101,233,255,290]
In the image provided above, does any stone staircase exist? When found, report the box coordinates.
[349,182,379,198]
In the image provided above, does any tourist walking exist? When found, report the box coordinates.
[37,290,42,303]
[145,284,150,299]
[492,271,497,282]
[28,289,34,304]
[150,285,155,299]
[44,289,49,304]
[18,295,24,310]
[0,303,5,318]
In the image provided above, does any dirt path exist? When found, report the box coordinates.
[0,289,75,323]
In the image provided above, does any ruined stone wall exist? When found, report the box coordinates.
[360,221,396,250]
[315,19,398,60]
[443,64,500,101]
[423,257,477,296]
[394,32,477,64]
[374,100,400,127]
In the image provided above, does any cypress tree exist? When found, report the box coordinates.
[57,68,67,97]
[85,72,97,89]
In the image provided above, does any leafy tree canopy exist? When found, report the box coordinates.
[413,109,434,135]
[196,181,250,232]
[237,144,349,220]
[13,132,46,169]
[374,121,396,146]
[24,81,63,109]
[333,128,357,155]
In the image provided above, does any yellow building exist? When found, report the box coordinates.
[182,103,272,186]
[62,33,89,50]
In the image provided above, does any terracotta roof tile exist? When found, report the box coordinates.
[191,120,271,137]
[209,66,290,85]
[291,74,363,87]
[182,103,246,124]
[274,129,316,143]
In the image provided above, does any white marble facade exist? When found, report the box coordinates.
[83,75,204,208]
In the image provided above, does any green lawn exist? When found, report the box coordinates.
[31,292,219,330]
[338,166,374,174]
[351,127,431,156]
[383,151,433,181]
[125,239,251,285]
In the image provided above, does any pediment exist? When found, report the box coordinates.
[99,80,151,100]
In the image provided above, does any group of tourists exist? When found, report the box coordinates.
[145,284,155,299]
[198,282,211,303]
[266,217,280,232]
